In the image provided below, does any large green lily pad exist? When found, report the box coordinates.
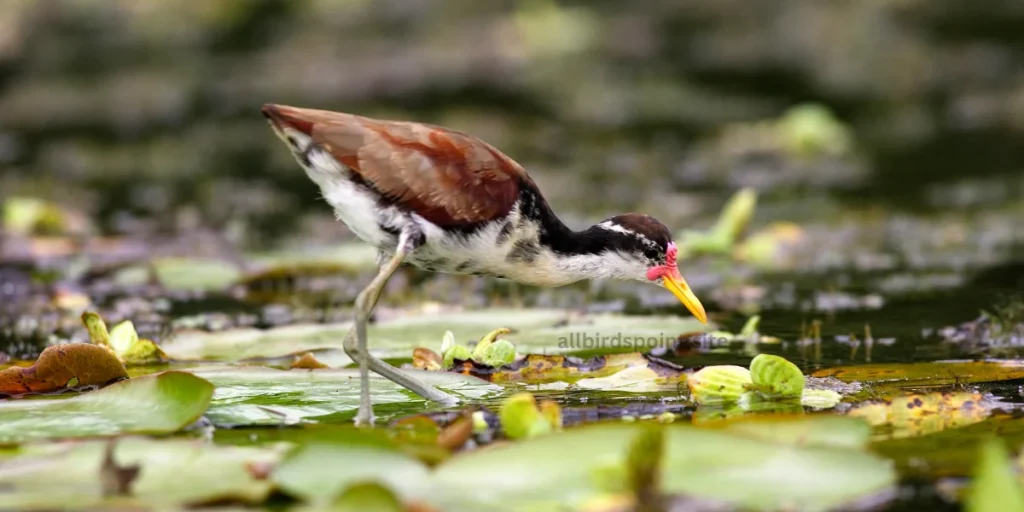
[274,441,431,505]
[161,309,710,365]
[432,422,895,511]
[0,437,282,509]
[0,371,214,443]
[190,366,500,427]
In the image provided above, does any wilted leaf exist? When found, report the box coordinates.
[0,371,213,443]
[697,415,871,450]
[0,437,280,508]
[0,343,127,395]
[965,438,1024,512]
[82,312,167,365]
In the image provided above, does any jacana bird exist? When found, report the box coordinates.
[262,104,708,425]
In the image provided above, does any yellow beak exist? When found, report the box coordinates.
[662,273,708,324]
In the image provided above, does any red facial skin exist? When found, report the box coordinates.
[646,242,681,282]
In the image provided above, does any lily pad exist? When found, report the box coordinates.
[0,343,127,396]
[274,441,431,505]
[811,360,1024,388]
[189,366,500,427]
[162,309,710,365]
[0,371,214,443]
[0,437,281,508]
[432,422,896,511]
[966,438,1024,512]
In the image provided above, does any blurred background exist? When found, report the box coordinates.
[1,0,1023,355]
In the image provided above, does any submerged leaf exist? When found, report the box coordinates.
[0,371,213,443]
[0,343,127,395]
[749,354,805,398]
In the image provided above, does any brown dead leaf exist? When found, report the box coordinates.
[452,353,686,385]
[0,343,128,396]
[413,348,442,371]
[289,352,328,370]
[436,413,473,451]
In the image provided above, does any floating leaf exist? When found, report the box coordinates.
[0,371,213,443]
[0,437,280,508]
[698,415,871,450]
[812,360,1024,388]
[965,438,1024,512]
[872,414,1024,479]
[333,482,406,512]
[455,352,685,387]
[848,391,992,441]
[273,441,431,505]
[0,343,127,395]
[432,422,896,511]
[749,354,805,398]
[686,365,752,404]
[499,392,558,440]
[189,366,499,427]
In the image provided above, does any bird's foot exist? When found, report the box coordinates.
[354,403,376,427]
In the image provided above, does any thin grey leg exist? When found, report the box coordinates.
[344,231,460,426]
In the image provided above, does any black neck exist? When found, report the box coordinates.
[518,184,636,257]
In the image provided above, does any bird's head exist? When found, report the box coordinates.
[595,214,708,324]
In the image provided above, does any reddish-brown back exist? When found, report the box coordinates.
[263,104,533,227]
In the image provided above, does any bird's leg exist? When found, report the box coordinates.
[344,229,460,426]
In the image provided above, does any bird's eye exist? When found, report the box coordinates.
[644,249,659,260]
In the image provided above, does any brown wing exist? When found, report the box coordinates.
[262,104,529,227]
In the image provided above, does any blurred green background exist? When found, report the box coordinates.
[2,0,1022,247]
